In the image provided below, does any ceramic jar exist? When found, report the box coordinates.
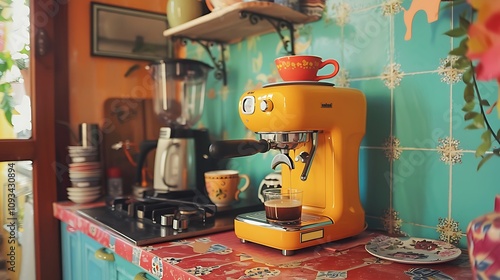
[299,0,326,18]
[274,0,300,11]
[166,0,205,27]
[467,195,500,279]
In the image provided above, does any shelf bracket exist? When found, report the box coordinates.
[172,36,227,85]
[239,11,295,55]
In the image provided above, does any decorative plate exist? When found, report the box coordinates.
[365,235,462,264]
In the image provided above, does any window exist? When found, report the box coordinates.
[0,0,62,279]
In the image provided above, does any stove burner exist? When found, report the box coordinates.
[178,205,198,216]
[76,192,264,245]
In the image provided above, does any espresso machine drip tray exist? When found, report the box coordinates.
[236,211,333,231]
[77,193,263,246]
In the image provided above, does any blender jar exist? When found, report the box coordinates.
[149,59,212,128]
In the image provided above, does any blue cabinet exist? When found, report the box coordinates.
[115,254,152,280]
[61,223,82,280]
[80,234,115,279]
[60,222,157,280]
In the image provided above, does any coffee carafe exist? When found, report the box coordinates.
[136,59,217,197]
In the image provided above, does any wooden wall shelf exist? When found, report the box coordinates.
[163,2,320,44]
[163,2,321,85]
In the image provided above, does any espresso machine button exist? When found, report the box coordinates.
[241,96,255,114]
[260,100,274,112]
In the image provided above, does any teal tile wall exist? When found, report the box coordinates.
[187,0,499,249]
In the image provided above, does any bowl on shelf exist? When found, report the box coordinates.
[67,186,101,193]
[67,188,101,197]
[68,193,101,204]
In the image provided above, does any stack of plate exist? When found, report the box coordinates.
[67,186,102,204]
[68,145,99,163]
[67,146,102,203]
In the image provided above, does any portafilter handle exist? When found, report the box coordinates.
[209,139,270,159]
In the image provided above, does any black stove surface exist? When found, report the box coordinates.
[77,197,263,246]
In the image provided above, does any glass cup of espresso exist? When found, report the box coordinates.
[263,188,303,225]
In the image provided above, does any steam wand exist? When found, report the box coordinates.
[295,132,318,181]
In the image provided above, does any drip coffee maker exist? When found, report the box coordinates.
[210,81,367,255]
[137,59,217,197]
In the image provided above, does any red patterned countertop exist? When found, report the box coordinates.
[53,201,473,279]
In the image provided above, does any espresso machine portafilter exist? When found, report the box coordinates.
[210,82,367,255]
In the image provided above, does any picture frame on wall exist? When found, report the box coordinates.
[91,2,171,61]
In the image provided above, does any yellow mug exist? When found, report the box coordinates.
[204,170,250,207]
[166,0,205,27]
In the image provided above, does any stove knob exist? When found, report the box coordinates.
[173,216,189,231]
[161,213,174,227]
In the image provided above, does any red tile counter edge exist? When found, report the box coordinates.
[53,201,473,280]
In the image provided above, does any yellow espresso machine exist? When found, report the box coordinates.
[225,81,366,255]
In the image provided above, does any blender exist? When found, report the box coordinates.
[136,58,218,199]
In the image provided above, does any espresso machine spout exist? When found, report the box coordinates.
[271,151,294,170]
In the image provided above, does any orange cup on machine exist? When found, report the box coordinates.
[205,170,250,207]
[275,55,340,81]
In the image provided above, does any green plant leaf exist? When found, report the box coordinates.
[465,123,481,130]
[475,143,491,157]
[449,45,467,56]
[473,114,485,128]
[464,84,474,102]
[459,14,471,30]
[459,37,469,47]
[480,99,490,106]
[444,27,467,37]
[481,130,492,142]
[454,56,471,69]
[464,111,478,120]
[497,129,500,139]
[462,101,475,112]
[0,92,13,126]
[477,153,494,171]
[463,67,472,84]
[0,82,12,94]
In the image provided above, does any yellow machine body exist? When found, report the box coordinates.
[235,83,367,252]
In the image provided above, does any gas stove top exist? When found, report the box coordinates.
[77,191,263,245]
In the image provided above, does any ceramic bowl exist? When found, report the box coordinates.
[67,186,101,192]
[68,193,101,204]
[68,190,101,198]
[71,180,101,188]
[67,187,101,195]
[69,155,99,163]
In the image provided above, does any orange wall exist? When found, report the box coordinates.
[67,0,168,138]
